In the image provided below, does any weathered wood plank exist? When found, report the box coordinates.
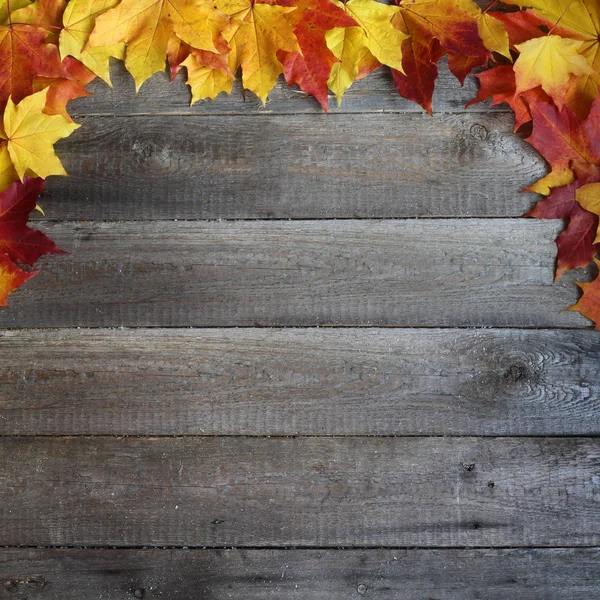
[1,329,598,436]
[40,112,543,220]
[1,437,599,547]
[69,58,505,117]
[1,548,599,599]
[0,220,589,328]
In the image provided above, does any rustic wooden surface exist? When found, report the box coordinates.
[1,548,599,600]
[1,329,598,436]
[1,59,599,597]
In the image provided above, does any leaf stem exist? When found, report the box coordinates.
[547,0,576,35]
[483,0,498,14]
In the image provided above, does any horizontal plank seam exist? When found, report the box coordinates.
[69,108,512,118]
[0,325,591,331]
[2,545,599,551]
[32,216,535,223]
[0,435,598,440]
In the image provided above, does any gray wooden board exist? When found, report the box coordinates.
[40,112,543,221]
[0,328,598,437]
[1,436,599,547]
[69,58,505,117]
[1,548,599,600]
[0,219,590,328]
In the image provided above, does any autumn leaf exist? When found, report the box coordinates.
[514,36,595,108]
[0,88,80,188]
[34,57,96,122]
[391,0,489,113]
[516,92,600,282]
[212,0,299,104]
[88,0,231,89]
[0,252,37,306]
[277,0,356,110]
[476,11,510,59]
[326,0,408,105]
[524,97,600,195]
[60,0,125,84]
[10,0,67,32]
[0,22,70,109]
[503,0,600,118]
[0,0,30,23]
[182,48,234,102]
[568,258,600,328]
[526,164,600,280]
[577,182,600,244]
[0,177,63,266]
[468,64,552,130]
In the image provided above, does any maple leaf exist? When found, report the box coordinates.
[213,0,299,104]
[182,48,235,102]
[0,177,63,266]
[0,252,37,306]
[521,97,600,280]
[527,171,600,280]
[568,258,600,328]
[0,22,70,109]
[555,203,600,280]
[514,35,595,108]
[0,0,30,23]
[0,88,80,189]
[33,57,96,122]
[60,0,126,84]
[576,182,600,244]
[88,0,231,89]
[503,0,600,118]
[476,11,510,59]
[467,65,550,131]
[325,0,408,105]
[524,97,600,195]
[391,0,490,113]
[276,0,356,111]
[10,0,67,35]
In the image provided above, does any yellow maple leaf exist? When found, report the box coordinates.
[476,12,510,59]
[88,0,231,89]
[60,0,125,84]
[514,36,595,106]
[213,0,299,104]
[576,182,600,244]
[0,89,80,183]
[504,0,600,115]
[0,150,18,192]
[0,0,30,23]
[326,0,408,105]
[182,52,234,103]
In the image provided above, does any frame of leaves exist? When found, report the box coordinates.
[1,0,599,327]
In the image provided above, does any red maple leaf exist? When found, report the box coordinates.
[0,23,70,109]
[277,0,356,111]
[392,0,488,113]
[0,178,64,267]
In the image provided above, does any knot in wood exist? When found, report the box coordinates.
[504,365,525,382]
[357,583,368,595]
[469,123,489,141]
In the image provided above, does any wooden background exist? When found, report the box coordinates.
[1,45,600,598]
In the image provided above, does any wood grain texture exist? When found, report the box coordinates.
[69,58,505,117]
[0,219,589,328]
[39,112,544,220]
[2,548,599,600]
[1,436,599,547]
[1,329,598,437]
